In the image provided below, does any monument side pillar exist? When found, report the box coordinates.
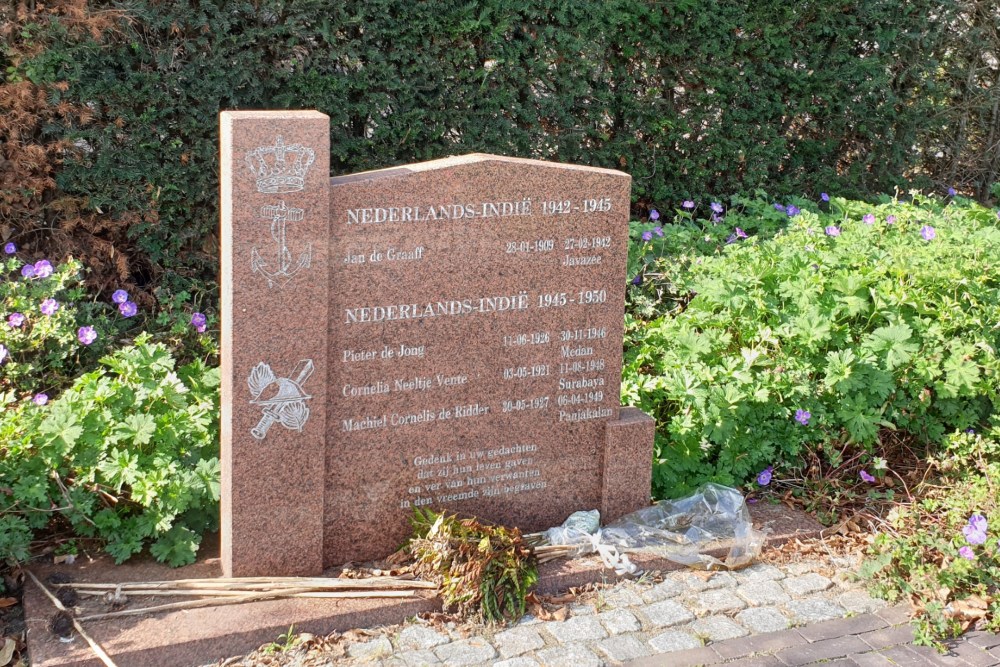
[220,110,330,577]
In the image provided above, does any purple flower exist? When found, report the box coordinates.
[921,225,936,241]
[631,275,643,286]
[119,301,138,318]
[948,187,957,197]
[962,515,988,545]
[8,312,25,327]
[958,546,975,560]
[32,260,53,278]
[773,203,786,213]
[795,409,811,426]
[641,230,653,242]
[191,312,207,333]
[710,202,724,214]
[0,344,7,363]
[860,470,876,483]
[3,242,15,254]
[33,393,48,406]
[757,466,774,486]
[112,289,129,304]
[20,264,35,278]
[725,234,737,244]
[863,214,875,225]
[40,298,58,316]
[682,200,695,210]
[825,226,841,237]
[649,209,660,221]
[786,205,801,217]
[77,326,97,345]
[886,215,896,225]
[653,226,663,237]
[732,227,746,239]
[820,192,830,202]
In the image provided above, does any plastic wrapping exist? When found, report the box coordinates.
[601,483,766,570]
[540,483,765,573]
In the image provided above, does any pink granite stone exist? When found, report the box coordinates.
[220,111,330,577]
[220,111,654,575]
[324,154,650,565]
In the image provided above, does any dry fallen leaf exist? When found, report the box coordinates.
[0,638,16,667]
[0,599,17,609]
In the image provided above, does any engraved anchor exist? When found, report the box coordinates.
[250,200,312,288]
[248,359,314,440]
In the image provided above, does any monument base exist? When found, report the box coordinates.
[24,504,822,667]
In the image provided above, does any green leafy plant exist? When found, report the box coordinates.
[408,508,537,622]
[861,429,1000,649]
[0,335,220,567]
[623,193,1000,498]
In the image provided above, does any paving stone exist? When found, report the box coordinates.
[687,587,747,614]
[734,562,786,583]
[689,615,749,642]
[648,629,702,653]
[568,602,596,616]
[838,590,889,614]
[433,637,497,666]
[948,641,1000,667]
[641,578,685,602]
[596,609,641,635]
[734,606,791,634]
[875,604,914,626]
[633,646,722,667]
[380,657,409,667]
[677,571,737,591]
[858,623,916,650]
[595,635,651,662]
[602,587,645,607]
[785,597,847,624]
[711,628,808,659]
[516,614,541,626]
[494,626,545,658]
[348,636,394,661]
[784,561,818,576]
[643,599,696,628]
[398,626,450,651]
[735,580,791,606]
[720,656,786,667]
[879,644,960,665]
[851,653,897,666]
[543,616,608,643]
[796,612,888,643]
[967,631,1000,650]
[773,635,872,664]
[398,649,442,667]
[906,642,977,666]
[493,659,541,667]
[782,572,835,596]
[535,643,604,667]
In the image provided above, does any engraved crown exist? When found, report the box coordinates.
[245,135,316,193]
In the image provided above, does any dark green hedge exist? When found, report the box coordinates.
[3,0,994,293]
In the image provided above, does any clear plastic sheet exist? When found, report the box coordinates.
[601,483,766,570]
[541,484,765,573]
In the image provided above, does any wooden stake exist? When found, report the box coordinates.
[26,570,119,667]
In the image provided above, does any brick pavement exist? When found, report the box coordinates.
[220,555,1000,666]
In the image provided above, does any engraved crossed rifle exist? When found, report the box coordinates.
[251,200,312,288]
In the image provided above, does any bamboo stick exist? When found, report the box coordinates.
[26,570,119,667]
[75,586,317,622]
[74,589,421,599]
[60,576,436,591]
